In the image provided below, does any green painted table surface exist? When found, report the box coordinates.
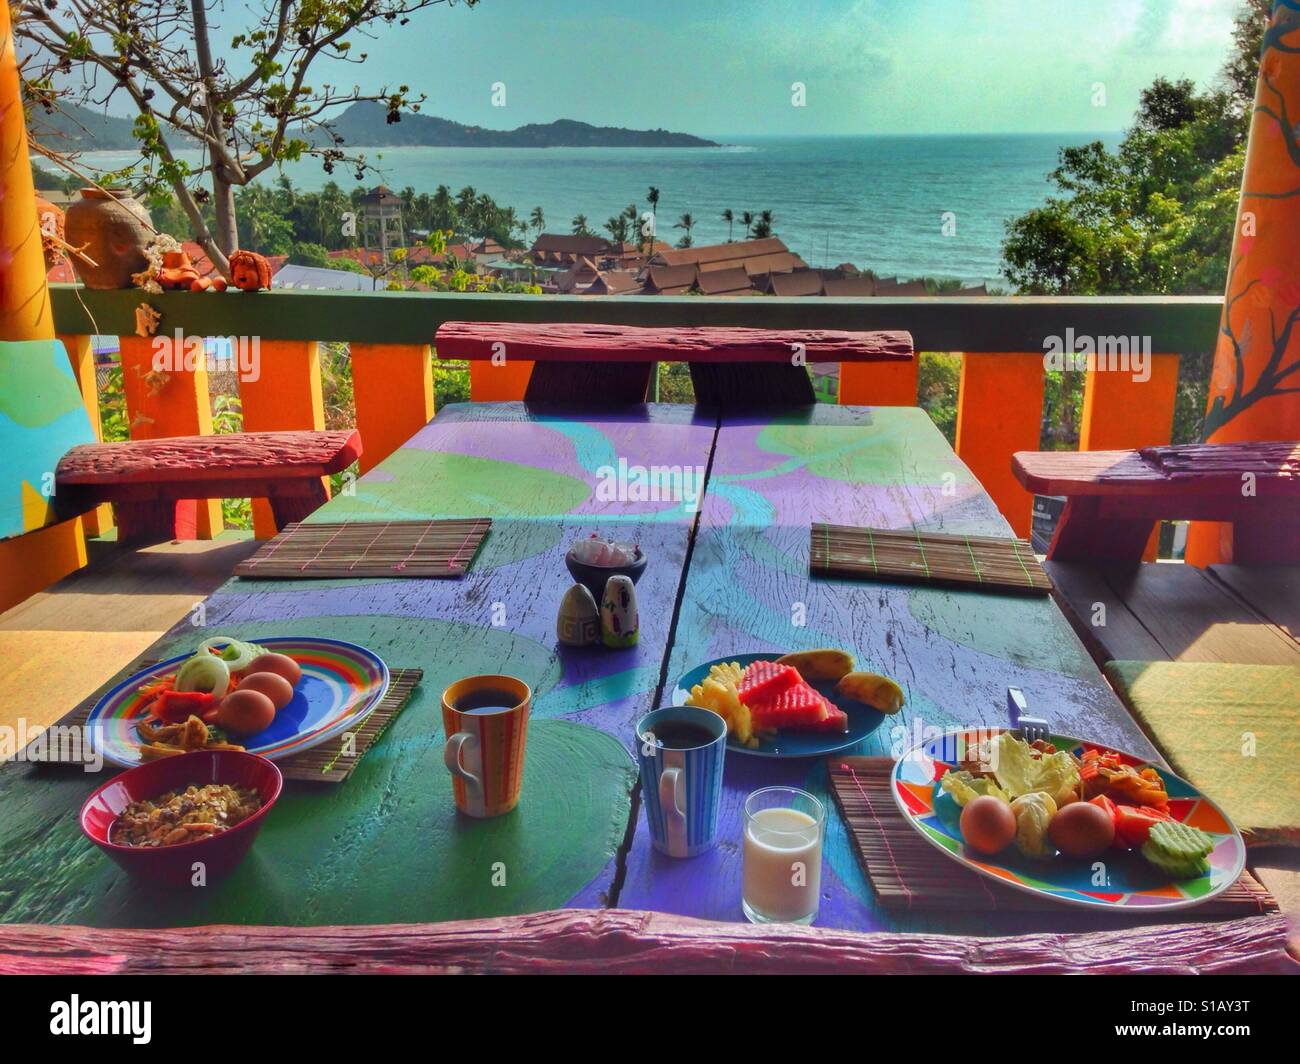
[0,401,1201,939]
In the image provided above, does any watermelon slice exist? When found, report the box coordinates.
[805,698,849,733]
[749,681,829,730]
[737,660,800,705]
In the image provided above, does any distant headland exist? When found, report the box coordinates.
[322,102,721,148]
[25,99,719,151]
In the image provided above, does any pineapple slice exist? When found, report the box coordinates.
[685,662,757,747]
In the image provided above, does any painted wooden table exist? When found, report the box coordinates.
[0,401,1264,946]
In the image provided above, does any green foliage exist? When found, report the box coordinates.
[999,0,1269,446]
[916,353,961,443]
[1001,2,1265,297]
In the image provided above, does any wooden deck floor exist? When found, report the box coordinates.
[0,533,258,738]
[1046,561,1300,667]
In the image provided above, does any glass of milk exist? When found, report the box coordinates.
[742,786,825,925]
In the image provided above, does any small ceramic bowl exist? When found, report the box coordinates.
[80,750,283,887]
[565,546,647,604]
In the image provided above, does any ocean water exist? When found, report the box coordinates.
[71,132,1121,285]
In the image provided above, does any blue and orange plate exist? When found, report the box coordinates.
[892,727,1246,911]
[672,652,884,758]
[87,636,390,768]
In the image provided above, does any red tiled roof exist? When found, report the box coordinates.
[764,269,823,297]
[583,270,641,295]
[651,237,788,269]
[694,266,754,296]
[641,264,698,294]
[822,276,877,297]
[530,233,613,257]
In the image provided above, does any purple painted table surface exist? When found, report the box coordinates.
[615,405,1213,937]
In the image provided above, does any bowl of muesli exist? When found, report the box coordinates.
[80,749,282,886]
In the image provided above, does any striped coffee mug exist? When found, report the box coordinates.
[442,675,531,818]
[635,705,727,858]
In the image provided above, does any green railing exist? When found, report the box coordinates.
[48,285,1223,541]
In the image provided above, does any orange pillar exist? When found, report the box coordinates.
[351,343,435,473]
[1079,353,1180,560]
[954,354,1044,538]
[468,358,534,401]
[0,3,87,611]
[1187,16,1300,564]
[240,340,327,537]
[118,335,222,538]
[838,359,919,406]
[0,4,52,343]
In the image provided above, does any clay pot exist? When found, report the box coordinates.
[64,187,153,289]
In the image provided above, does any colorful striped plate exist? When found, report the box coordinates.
[891,727,1247,911]
[87,637,390,769]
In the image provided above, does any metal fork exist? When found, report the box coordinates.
[1007,686,1050,744]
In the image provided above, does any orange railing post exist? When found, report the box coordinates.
[1079,353,1180,559]
[468,359,534,401]
[838,359,919,406]
[239,340,327,537]
[350,343,435,473]
[954,353,1045,538]
[117,335,222,538]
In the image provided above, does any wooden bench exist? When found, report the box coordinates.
[55,429,362,544]
[434,321,914,408]
[1012,440,1300,565]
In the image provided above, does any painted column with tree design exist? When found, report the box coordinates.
[1188,1,1300,564]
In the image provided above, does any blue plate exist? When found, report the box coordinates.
[671,652,883,758]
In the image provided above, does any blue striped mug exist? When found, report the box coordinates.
[635,706,727,858]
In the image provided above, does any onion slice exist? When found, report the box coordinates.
[195,636,265,675]
[174,653,231,698]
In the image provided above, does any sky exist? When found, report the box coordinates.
[273,0,1245,136]
[84,0,1247,137]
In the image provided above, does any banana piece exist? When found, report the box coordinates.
[775,648,855,682]
[834,671,906,713]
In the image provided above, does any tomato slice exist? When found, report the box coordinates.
[1113,804,1174,848]
[152,690,217,724]
[1089,794,1119,825]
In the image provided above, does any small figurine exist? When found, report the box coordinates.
[556,582,600,647]
[600,574,639,649]
[228,249,273,291]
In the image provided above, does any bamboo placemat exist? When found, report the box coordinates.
[827,756,1278,914]
[32,667,422,785]
[811,522,1052,595]
[234,519,491,579]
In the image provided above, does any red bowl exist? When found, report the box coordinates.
[80,750,283,887]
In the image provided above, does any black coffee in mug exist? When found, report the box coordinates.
[644,721,715,750]
[455,688,523,715]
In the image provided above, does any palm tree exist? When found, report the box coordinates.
[753,210,774,239]
[430,185,456,233]
[605,215,630,243]
[740,211,754,240]
[529,206,545,237]
[673,212,696,249]
[646,186,660,225]
[571,214,592,236]
[721,208,735,242]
